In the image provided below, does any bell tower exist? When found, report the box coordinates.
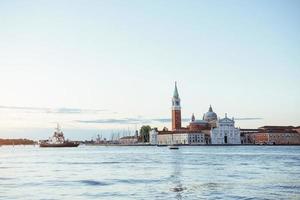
[172,82,182,131]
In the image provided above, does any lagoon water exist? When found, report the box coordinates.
[0,145,300,200]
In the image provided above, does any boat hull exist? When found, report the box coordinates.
[40,142,79,148]
[168,145,179,150]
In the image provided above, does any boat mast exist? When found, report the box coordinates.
[56,123,61,133]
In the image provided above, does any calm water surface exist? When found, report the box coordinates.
[0,145,300,200]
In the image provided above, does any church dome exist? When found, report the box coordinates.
[204,105,217,122]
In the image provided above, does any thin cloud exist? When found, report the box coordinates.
[51,108,108,114]
[151,118,190,123]
[76,118,150,124]
[235,117,263,121]
[0,105,108,114]
[0,105,45,111]
[76,117,191,125]
[76,117,262,125]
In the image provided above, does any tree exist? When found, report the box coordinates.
[140,125,151,143]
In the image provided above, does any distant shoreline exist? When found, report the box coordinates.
[0,138,36,146]
[2,144,298,147]
[1,142,300,147]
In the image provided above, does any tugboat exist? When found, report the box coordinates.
[39,124,79,148]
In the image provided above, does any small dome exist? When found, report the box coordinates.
[204,105,217,122]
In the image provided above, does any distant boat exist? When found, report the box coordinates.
[39,124,79,148]
[168,145,179,150]
[168,134,179,150]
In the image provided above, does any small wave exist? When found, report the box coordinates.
[0,177,14,180]
[202,182,220,188]
[227,195,256,200]
[80,180,110,186]
[284,161,300,167]
[277,185,300,190]
[170,185,187,192]
[240,163,249,166]
[227,174,242,178]
[190,182,221,192]
[57,161,121,165]
[110,178,162,184]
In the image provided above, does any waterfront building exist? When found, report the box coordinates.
[211,114,241,144]
[118,136,138,145]
[149,129,158,145]
[155,82,216,145]
[240,129,260,144]
[154,82,300,145]
[248,126,300,145]
[156,130,205,145]
[241,126,300,144]
[153,83,300,146]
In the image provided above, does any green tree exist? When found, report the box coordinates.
[140,125,151,143]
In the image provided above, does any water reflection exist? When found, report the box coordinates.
[1,146,300,200]
[169,149,186,199]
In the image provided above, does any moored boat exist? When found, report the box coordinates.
[168,145,179,150]
[39,124,79,148]
[168,134,179,149]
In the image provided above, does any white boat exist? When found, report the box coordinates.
[40,124,79,148]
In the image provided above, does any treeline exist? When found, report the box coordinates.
[0,138,36,145]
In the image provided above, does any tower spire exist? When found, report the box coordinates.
[173,81,179,98]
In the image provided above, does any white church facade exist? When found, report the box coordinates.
[211,114,241,144]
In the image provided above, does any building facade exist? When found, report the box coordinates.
[156,131,205,145]
[149,129,158,145]
[268,132,300,144]
[211,114,241,144]
[118,136,138,145]
[245,126,300,145]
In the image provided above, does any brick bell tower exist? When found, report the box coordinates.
[172,82,182,131]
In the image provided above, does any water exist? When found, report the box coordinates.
[1,145,300,200]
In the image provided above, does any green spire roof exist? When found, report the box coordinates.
[173,81,179,98]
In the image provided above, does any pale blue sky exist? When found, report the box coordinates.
[0,0,299,139]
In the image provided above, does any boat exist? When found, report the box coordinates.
[168,134,179,149]
[168,145,179,150]
[39,124,79,148]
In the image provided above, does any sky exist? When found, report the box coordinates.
[0,0,299,140]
